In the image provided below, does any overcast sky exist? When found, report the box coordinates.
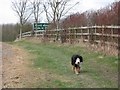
[0,0,118,24]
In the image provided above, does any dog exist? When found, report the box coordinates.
[71,54,83,74]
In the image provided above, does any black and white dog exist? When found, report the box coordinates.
[71,54,83,74]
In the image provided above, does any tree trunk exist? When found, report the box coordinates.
[19,24,22,40]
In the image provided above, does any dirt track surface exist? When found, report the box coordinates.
[1,42,41,88]
[2,43,53,88]
[2,43,28,88]
[0,42,2,89]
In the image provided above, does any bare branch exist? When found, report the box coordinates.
[43,0,79,27]
[11,0,32,39]
[12,0,32,25]
[43,3,50,22]
[30,0,43,23]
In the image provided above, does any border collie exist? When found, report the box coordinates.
[71,54,83,74]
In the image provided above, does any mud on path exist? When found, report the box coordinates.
[2,43,48,88]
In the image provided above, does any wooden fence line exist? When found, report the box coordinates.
[21,25,120,55]
[20,25,120,55]
[21,25,120,45]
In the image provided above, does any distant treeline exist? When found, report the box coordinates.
[61,1,119,28]
[1,23,32,42]
[1,1,119,42]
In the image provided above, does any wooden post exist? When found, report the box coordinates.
[111,26,114,45]
[19,24,22,40]
[109,26,112,50]
[69,28,70,43]
[94,26,96,42]
[73,28,76,43]
[102,25,105,53]
[70,28,72,44]
[81,28,83,42]
[94,26,97,49]
[75,28,78,43]
[19,28,22,39]
[88,27,90,43]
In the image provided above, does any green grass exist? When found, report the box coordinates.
[12,40,118,88]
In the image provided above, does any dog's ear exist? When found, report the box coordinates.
[80,56,83,62]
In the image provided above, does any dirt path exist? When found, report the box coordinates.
[2,42,29,88]
[1,42,77,88]
[2,43,39,88]
[2,42,55,88]
[0,42,2,89]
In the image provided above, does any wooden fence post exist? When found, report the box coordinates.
[88,27,90,43]
[102,25,105,53]
[69,28,71,43]
[94,26,97,49]
[111,26,114,45]
[81,28,83,42]
[75,28,78,43]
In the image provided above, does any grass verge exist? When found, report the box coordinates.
[11,39,118,88]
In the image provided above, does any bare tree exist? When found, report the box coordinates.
[12,0,32,39]
[31,0,43,24]
[30,0,44,36]
[43,0,79,26]
[43,0,79,41]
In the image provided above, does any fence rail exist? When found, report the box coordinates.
[20,25,120,55]
[21,25,120,44]
[22,31,31,37]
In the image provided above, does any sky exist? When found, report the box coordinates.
[0,0,118,24]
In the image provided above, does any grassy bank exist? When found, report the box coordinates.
[11,39,118,88]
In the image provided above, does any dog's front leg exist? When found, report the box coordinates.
[75,67,80,74]
[75,67,79,74]
[72,66,75,73]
